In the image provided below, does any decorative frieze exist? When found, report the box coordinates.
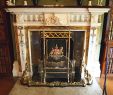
[14,13,102,27]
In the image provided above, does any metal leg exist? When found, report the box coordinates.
[41,72,43,82]
[67,68,70,83]
[44,71,46,83]
[68,71,69,83]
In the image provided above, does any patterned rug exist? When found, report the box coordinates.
[9,79,102,95]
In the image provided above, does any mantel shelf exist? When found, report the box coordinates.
[5,6,110,8]
[5,7,109,14]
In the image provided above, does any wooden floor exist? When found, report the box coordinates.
[98,74,113,95]
[0,77,16,95]
[0,75,113,95]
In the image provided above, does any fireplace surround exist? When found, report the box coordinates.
[5,7,109,86]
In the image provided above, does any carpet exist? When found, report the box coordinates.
[9,79,102,95]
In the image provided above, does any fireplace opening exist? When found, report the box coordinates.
[29,31,85,84]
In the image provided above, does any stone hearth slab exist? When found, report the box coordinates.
[9,79,102,95]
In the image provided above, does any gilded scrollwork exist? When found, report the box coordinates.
[21,62,31,85]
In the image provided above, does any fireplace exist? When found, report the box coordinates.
[30,30,85,84]
[19,26,90,86]
[5,7,109,86]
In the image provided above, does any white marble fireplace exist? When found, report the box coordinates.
[6,7,109,86]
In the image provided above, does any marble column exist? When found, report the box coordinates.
[87,14,101,77]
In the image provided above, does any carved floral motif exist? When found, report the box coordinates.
[45,13,61,25]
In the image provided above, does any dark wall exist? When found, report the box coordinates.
[0,7,14,76]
